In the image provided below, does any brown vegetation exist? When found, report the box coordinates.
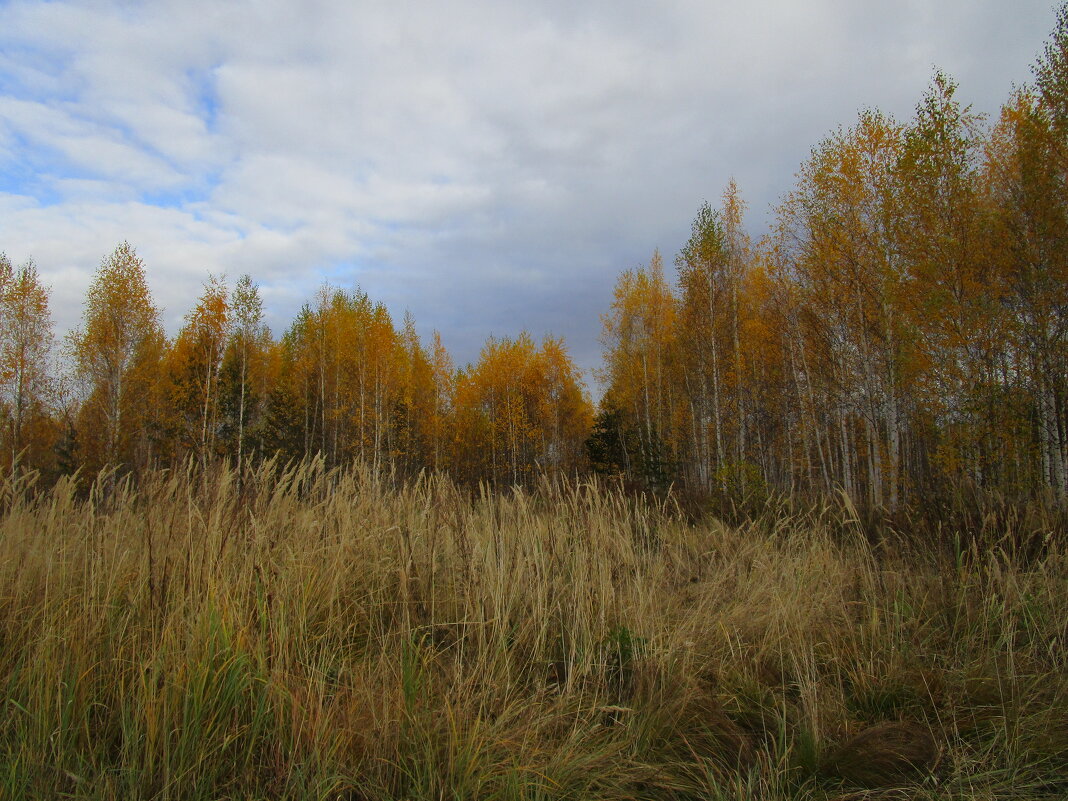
[0,461,1065,799]
[820,721,940,787]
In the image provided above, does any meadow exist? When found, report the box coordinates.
[1,462,1065,800]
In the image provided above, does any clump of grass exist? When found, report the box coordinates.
[0,460,1064,799]
[820,720,940,787]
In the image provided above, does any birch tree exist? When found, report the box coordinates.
[0,257,53,473]
[70,243,164,474]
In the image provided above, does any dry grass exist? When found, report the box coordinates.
[0,460,1065,800]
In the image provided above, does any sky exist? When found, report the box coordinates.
[0,0,1060,391]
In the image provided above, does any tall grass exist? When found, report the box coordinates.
[0,460,1065,799]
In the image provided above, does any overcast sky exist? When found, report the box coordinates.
[0,0,1060,390]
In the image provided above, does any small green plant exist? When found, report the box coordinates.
[602,624,645,696]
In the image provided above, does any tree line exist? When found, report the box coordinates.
[4,7,1068,508]
[0,245,592,488]
[593,9,1068,509]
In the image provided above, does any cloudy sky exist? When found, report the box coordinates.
[0,0,1059,388]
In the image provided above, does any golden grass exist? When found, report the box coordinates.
[0,460,1065,800]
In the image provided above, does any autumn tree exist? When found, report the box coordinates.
[675,204,728,489]
[455,333,591,486]
[390,313,457,475]
[530,336,593,474]
[721,181,752,484]
[165,275,231,466]
[272,284,412,469]
[70,243,165,475]
[0,256,54,474]
[674,187,757,493]
[427,331,455,472]
[981,33,1068,497]
[1022,5,1068,498]
[777,111,914,507]
[218,274,272,474]
[1035,1,1068,162]
[279,288,346,462]
[895,73,1008,488]
[598,250,678,487]
[734,248,792,492]
[461,334,538,485]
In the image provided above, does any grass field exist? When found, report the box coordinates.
[1,461,1065,800]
